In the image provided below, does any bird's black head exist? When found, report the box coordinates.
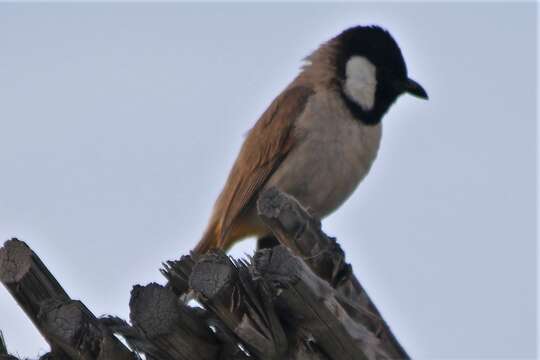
[334,25,428,125]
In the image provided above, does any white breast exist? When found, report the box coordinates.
[266,90,382,218]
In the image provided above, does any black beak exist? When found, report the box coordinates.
[404,78,428,99]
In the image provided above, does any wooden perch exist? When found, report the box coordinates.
[254,245,381,360]
[161,254,196,297]
[1,189,409,359]
[189,251,288,359]
[0,239,137,359]
[0,331,7,354]
[257,188,409,359]
[129,282,219,360]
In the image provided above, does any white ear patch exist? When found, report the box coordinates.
[343,56,377,111]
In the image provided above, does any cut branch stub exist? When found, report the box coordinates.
[256,188,347,284]
[257,189,409,359]
[129,282,219,360]
[161,254,197,296]
[254,246,382,360]
[0,238,71,355]
[0,239,137,360]
[190,252,235,300]
[189,251,288,360]
[38,299,136,360]
[0,239,70,319]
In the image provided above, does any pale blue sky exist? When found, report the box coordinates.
[0,2,536,359]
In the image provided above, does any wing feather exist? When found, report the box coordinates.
[214,85,314,247]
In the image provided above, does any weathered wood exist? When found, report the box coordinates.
[162,254,252,359]
[0,331,7,355]
[0,238,69,351]
[99,316,160,357]
[188,251,288,360]
[0,239,137,360]
[129,282,219,360]
[39,298,137,360]
[255,245,389,360]
[257,188,409,359]
[161,254,197,297]
[2,189,408,360]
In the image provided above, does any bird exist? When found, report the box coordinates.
[193,25,428,254]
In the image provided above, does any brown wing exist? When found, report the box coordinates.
[213,85,314,248]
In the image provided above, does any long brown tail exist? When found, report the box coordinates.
[193,217,260,255]
[192,221,220,255]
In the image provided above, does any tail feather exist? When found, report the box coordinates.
[193,222,220,255]
[193,217,261,255]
